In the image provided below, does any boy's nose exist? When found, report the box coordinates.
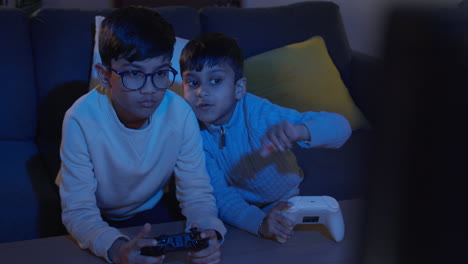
[139,77,156,93]
[196,85,208,97]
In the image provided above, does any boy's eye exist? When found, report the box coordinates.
[128,71,144,78]
[185,79,199,87]
[210,78,222,85]
[155,71,168,78]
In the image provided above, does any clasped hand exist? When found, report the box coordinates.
[260,121,310,157]
[258,201,295,243]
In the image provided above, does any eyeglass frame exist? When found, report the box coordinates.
[109,66,178,91]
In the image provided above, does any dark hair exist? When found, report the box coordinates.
[99,6,176,67]
[179,33,243,81]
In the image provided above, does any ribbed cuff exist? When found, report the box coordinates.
[240,206,267,235]
[299,117,327,148]
[94,228,129,263]
[185,216,227,238]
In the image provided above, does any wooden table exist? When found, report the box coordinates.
[0,199,366,264]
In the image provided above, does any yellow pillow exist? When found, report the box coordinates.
[244,36,369,130]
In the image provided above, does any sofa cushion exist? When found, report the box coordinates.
[0,9,36,140]
[295,130,374,200]
[0,140,63,243]
[200,1,352,87]
[244,36,369,130]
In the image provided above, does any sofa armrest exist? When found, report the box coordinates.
[295,129,375,200]
[348,50,383,127]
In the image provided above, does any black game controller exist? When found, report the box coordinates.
[140,227,209,256]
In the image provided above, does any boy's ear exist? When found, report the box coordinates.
[235,77,247,100]
[95,63,111,88]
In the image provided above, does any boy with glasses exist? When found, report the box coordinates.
[180,33,351,243]
[55,7,225,264]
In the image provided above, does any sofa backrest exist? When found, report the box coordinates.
[31,9,113,103]
[200,1,352,87]
[0,8,37,140]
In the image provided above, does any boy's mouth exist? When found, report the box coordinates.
[197,103,213,111]
[139,99,156,108]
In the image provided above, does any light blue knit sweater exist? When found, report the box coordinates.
[200,93,351,235]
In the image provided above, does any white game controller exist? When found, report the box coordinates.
[280,196,345,242]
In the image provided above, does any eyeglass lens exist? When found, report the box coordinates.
[122,70,175,90]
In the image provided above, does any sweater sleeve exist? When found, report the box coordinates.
[55,114,128,263]
[173,110,227,238]
[204,151,266,235]
[245,94,352,149]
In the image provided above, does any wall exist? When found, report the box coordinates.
[242,0,461,57]
[41,0,461,56]
[42,0,110,9]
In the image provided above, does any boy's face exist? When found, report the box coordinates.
[100,56,171,128]
[182,62,246,126]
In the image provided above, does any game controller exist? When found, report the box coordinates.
[140,227,209,256]
[280,196,345,242]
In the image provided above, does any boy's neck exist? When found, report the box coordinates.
[122,117,149,129]
[110,97,151,129]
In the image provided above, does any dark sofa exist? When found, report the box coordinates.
[0,1,377,244]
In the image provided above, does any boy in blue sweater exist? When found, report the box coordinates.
[179,33,351,242]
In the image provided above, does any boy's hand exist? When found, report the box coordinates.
[260,121,310,157]
[109,223,164,264]
[258,201,295,243]
[187,223,222,264]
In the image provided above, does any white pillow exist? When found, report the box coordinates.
[89,15,189,90]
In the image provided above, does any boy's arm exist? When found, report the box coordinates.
[56,116,128,263]
[204,151,266,235]
[247,94,352,149]
[173,110,227,238]
[299,111,351,149]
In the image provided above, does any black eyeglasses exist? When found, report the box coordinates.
[109,66,178,91]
